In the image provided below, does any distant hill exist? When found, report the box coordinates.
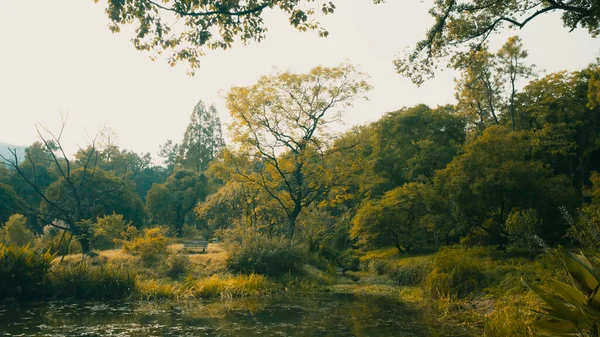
[0,142,26,166]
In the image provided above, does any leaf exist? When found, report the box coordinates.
[563,249,600,292]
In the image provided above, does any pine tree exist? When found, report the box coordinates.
[178,100,225,172]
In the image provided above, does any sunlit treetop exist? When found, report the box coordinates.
[96,0,383,74]
[394,0,600,85]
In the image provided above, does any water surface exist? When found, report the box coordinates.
[0,293,467,336]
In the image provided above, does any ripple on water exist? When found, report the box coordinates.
[0,293,467,337]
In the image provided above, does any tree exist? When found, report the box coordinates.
[96,0,364,73]
[496,36,535,131]
[351,182,431,253]
[0,121,142,254]
[454,47,502,133]
[515,65,600,192]
[0,214,35,247]
[158,139,180,173]
[434,126,577,245]
[372,104,466,187]
[145,169,208,237]
[0,184,20,225]
[40,168,145,252]
[395,0,599,85]
[178,100,225,172]
[226,64,371,239]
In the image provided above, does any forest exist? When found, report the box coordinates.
[1,0,600,336]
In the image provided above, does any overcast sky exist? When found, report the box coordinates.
[0,1,598,158]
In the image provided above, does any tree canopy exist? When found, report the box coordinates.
[394,0,599,84]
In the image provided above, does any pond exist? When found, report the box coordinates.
[0,293,468,336]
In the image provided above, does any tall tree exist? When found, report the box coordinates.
[145,169,208,237]
[226,64,372,239]
[496,36,535,131]
[158,139,180,173]
[454,47,502,133]
[395,0,599,85]
[178,100,225,172]
[372,104,466,187]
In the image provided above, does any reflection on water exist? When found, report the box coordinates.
[0,293,466,336]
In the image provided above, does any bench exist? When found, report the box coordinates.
[183,240,209,252]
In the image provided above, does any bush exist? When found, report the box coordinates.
[1,214,35,247]
[35,226,82,255]
[182,224,202,239]
[505,208,543,256]
[49,262,136,299]
[565,205,600,252]
[123,227,168,265]
[164,254,190,278]
[0,244,53,300]
[422,247,486,299]
[335,249,360,272]
[93,213,130,250]
[225,231,305,277]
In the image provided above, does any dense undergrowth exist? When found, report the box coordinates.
[1,239,578,336]
[351,246,570,336]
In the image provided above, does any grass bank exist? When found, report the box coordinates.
[327,246,568,337]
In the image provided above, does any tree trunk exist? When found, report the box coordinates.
[79,236,91,255]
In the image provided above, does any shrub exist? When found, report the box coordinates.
[225,231,305,277]
[422,247,486,299]
[1,214,35,247]
[164,254,190,278]
[35,226,82,255]
[123,227,168,265]
[335,249,360,272]
[564,205,600,253]
[93,213,130,250]
[182,224,202,239]
[0,244,53,300]
[505,208,543,256]
[390,260,429,286]
[49,262,136,299]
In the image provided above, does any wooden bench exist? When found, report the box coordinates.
[183,240,209,252]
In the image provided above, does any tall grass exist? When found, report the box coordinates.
[49,262,136,299]
[0,244,53,300]
[136,274,275,299]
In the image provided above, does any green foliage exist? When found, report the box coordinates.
[525,249,600,336]
[505,208,543,256]
[0,244,53,300]
[178,100,225,172]
[225,230,306,277]
[122,227,168,265]
[335,249,360,272]
[351,182,432,253]
[99,0,343,73]
[49,262,136,299]
[226,64,371,238]
[1,214,34,247]
[34,226,82,255]
[372,104,466,187]
[0,183,20,224]
[137,274,274,300]
[146,169,208,237]
[435,125,577,245]
[164,254,190,279]
[423,248,486,299]
[93,213,130,249]
[395,0,598,84]
[181,224,202,239]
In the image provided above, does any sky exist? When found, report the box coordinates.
[0,1,598,159]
